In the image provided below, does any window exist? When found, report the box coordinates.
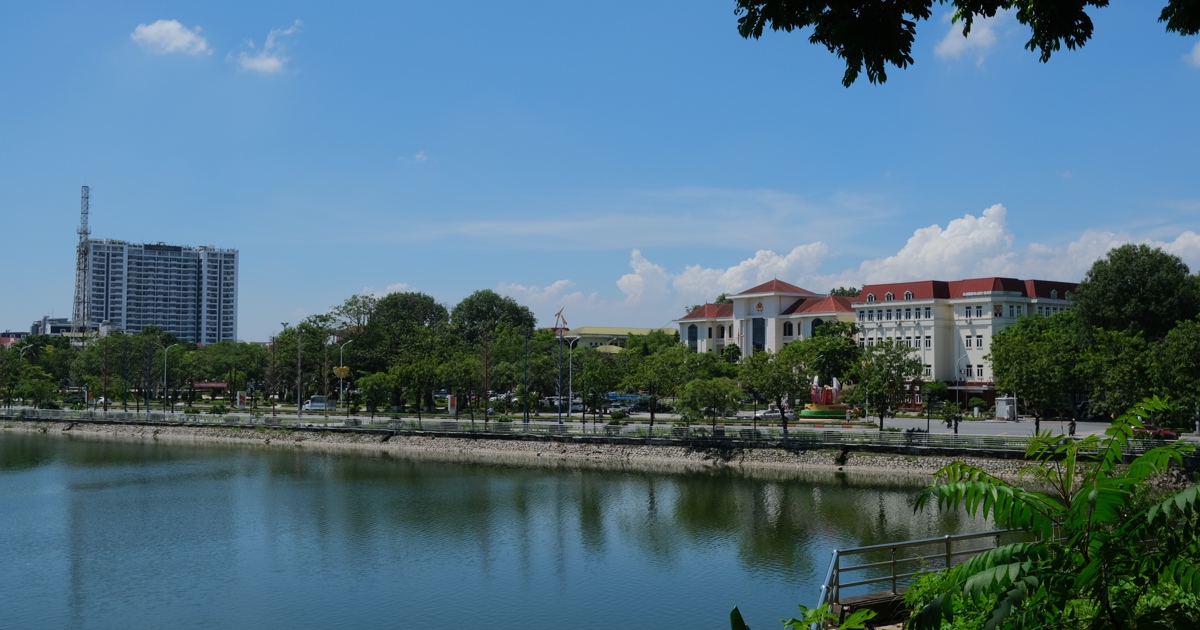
[977,366,985,378]
[1009,305,1016,318]
[976,334,984,349]
[964,307,972,318]
[905,308,912,320]
[924,335,931,348]
[975,305,983,318]
[718,325,724,338]
[783,322,794,337]
[904,291,913,300]
[1065,291,1072,299]
[886,309,892,320]
[866,293,876,303]
[867,310,875,321]
[905,336,912,347]
[965,336,973,348]
[924,364,932,377]
[877,310,882,321]
[857,310,864,321]
[885,292,894,301]
[964,364,972,379]
[708,327,713,339]
[924,307,931,319]
[1050,290,1058,299]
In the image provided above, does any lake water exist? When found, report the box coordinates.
[0,433,987,629]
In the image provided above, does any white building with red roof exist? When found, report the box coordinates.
[853,277,1076,405]
[676,280,856,356]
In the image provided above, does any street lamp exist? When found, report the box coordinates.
[336,339,353,419]
[954,353,969,433]
[566,335,581,427]
[159,343,178,413]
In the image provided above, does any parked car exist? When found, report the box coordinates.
[1133,424,1179,440]
[754,409,795,421]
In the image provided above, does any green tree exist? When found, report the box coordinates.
[722,343,742,364]
[829,286,861,297]
[1153,318,1200,420]
[680,377,743,431]
[738,349,799,434]
[576,347,618,422]
[357,371,394,419]
[909,398,1200,630]
[989,311,1083,433]
[857,340,922,430]
[17,366,58,408]
[622,344,687,435]
[1080,328,1153,420]
[734,1,1200,86]
[922,380,948,429]
[450,289,536,345]
[1072,244,1200,340]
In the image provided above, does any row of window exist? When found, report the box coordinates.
[859,306,933,322]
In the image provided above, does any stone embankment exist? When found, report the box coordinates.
[1,419,1033,481]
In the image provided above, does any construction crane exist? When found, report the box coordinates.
[71,185,90,344]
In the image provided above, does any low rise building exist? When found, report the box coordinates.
[677,280,856,356]
[852,277,1076,406]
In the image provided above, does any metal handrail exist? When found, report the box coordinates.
[810,529,1018,630]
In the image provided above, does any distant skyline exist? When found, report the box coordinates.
[2,2,1197,341]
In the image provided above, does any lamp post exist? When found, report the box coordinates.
[160,343,178,413]
[565,335,581,425]
[295,325,302,425]
[954,353,969,434]
[337,339,353,419]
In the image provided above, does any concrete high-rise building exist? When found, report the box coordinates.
[85,239,238,344]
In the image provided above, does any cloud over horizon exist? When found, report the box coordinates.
[496,204,1200,328]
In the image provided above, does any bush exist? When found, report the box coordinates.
[207,404,228,415]
[184,407,200,415]
[40,402,61,410]
[610,410,627,420]
[495,415,513,423]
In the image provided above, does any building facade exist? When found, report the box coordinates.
[677,280,856,356]
[84,239,238,344]
[852,277,1076,403]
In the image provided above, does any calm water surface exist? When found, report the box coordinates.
[0,433,987,629]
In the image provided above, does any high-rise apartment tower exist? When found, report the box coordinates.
[85,239,238,344]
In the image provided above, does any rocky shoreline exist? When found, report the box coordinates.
[1,419,1034,482]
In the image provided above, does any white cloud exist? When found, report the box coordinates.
[234,20,300,74]
[1187,42,1200,68]
[131,20,211,56]
[495,205,1200,330]
[497,279,580,303]
[362,282,411,298]
[935,10,1010,63]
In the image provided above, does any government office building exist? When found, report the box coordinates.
[852,277,1076,405]
[83,239,238,345]
[677,276,1077,407]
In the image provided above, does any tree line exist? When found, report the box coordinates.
[3,245,1198,430]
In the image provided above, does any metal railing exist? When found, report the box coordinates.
[811,529,1026,629]
[0,408,1178,455]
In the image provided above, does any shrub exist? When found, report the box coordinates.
[183,407,200,415]
[495,415,513,423]
[207,404,228,415]
[610,410,627,420]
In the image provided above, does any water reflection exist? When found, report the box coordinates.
[0,433,990,630]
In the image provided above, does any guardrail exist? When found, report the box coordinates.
[0,407,1180,457]
[811,529,1028,629]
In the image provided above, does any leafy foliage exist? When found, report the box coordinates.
[733,1,1200,86]
[909,397,1200,630]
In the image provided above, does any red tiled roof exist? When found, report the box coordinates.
[854,281,951,303]
[1024,279,1078,299]
[782,295,855,315]
[680,303,734,320]
[855,277,1078,303]
[737,279,818,296]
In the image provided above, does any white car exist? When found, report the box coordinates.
[754,409,796,421]
[301,396,335,411]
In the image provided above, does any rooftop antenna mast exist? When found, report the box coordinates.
[71,185,90,344]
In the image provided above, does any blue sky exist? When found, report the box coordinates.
[2,1,1198,341]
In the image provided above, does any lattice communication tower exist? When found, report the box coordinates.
[71,185,90,343]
